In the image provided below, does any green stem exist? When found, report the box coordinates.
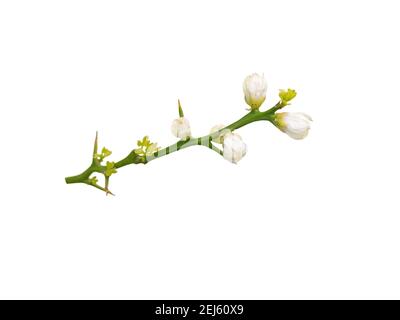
[65,102,279,193]
[64,162,103,184]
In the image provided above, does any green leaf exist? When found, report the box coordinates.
[105,161,117,177]
[88,176,98,185]
[143,136,150,147]
[137,136,150,147]
[101,147,112,158]
[94,146,113,163]
[135,136,160,157]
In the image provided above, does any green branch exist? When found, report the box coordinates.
[65,104,280,194]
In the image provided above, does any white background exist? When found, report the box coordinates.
[0,0,399,299]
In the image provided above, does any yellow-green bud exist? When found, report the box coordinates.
[279,88,297,105]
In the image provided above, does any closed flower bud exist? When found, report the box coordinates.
[279,88,297,105]
[171,117,191,140]
[243,73,267,110]
[223,132,247,164]
[210,124,228,144]
[275,112,312,140]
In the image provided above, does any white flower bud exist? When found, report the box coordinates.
[209,124,228,144]
[243,73,267,110]
[171,117,191,140]
[275,112,312,140]
[223,132,247,164]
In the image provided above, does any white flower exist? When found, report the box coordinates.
[171,117,191,140]
[210,124,228,144]
[223,132,247,164]
[243,73,267,110]
[275,112,312,140]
